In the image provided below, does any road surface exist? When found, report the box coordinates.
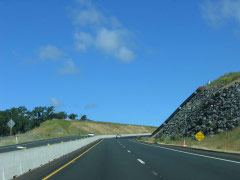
[16,138,240,180]
[0,136,87,153]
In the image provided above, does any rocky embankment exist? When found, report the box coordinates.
[155,82,240,139]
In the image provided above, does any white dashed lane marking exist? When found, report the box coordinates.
[137,159,145,164]
[131,140,240,165]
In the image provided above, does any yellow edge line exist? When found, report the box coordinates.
[42,139,104,180]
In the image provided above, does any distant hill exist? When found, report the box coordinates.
[27,119,156,138]
[0,119,156,146]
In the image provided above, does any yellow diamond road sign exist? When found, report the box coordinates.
[195,131,205,142]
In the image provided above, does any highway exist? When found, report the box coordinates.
[0,135,87,153]
[16,138,240,180]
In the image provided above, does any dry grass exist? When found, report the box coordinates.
[0,119,156,147]
[28,119,156,137]
[70,121,154,135]
[207,72,240,88]
[140,127,240,154]
[0,134,46,147]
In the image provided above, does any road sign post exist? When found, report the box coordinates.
[7,119,15,136]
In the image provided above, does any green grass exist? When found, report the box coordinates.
[0,134,51,146]
[140,127,240,153]
[207,72,240,87]
[136,137,143,141]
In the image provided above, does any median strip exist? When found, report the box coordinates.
[42,139,104,180]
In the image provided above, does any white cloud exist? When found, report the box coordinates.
[95,28,121,52]
[95,28,135,61]
[201,0,240,26]
[75,0,93,8]
[72,0,136,62]
[84,103,98,109]
[72,9,106,26]
[75,43,87,51]
[74,32,94,44]
[74,32,94,52]
[115,46,135,62]
[29,45,79,75]
[38,45,65,61]
[50,98,65,108]
[57,59,79,75]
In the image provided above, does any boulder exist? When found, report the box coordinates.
[155,82,240,139]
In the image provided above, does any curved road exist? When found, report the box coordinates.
[16,138,240,180]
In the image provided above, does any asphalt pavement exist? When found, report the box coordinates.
[0,135,87,153]
[15,138,240,180]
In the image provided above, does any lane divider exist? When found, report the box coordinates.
[42,139,104,180]
[137,159,145,164]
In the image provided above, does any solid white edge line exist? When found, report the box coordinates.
[137,159,145,164]
[131,140,240,164]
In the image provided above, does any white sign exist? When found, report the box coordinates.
[7,119,15,128]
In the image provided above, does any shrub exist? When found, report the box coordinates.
[210,120,217,128]
[136,137,143,141]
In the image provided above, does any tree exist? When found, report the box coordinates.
[0,106,73,136]
[46,106,55,120]
[80,115,87,121]
[0,111,9,136]
[1,107,31,135]
[18,106,28,115]
[53,111,68,119]
[69,113,78,120]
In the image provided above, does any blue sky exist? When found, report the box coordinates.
[1,0,240,126]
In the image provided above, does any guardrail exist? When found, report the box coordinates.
[0,133,150,180]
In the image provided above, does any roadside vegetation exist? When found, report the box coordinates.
[138,127,240,154]
[0,119,156,147]
[207,72,240,88]
[0,106,86,137]
[30,119,156,136]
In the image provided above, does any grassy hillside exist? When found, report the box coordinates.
[141,127,240,153]
[29,119,156,137]
[208,72,240,88]
[0,119,156,146]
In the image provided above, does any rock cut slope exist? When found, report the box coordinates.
[154,73,240,139]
